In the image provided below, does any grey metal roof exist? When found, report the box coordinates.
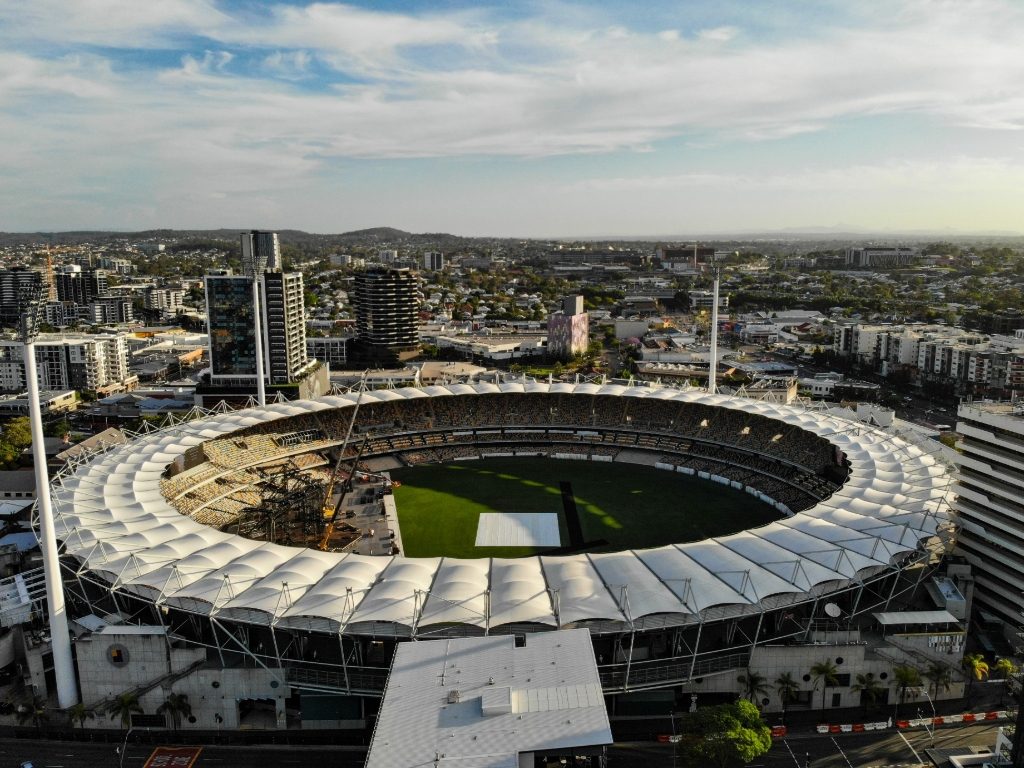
[366,629,611,768]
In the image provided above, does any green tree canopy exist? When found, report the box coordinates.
[675,699,772,768]
[2,416,32,449]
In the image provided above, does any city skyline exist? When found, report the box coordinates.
[2,0,1024,237]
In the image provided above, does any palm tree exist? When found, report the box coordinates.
[16,694,48,731]
[925,661,952,702]
[851,673,885,714]
[156,692,192,731]
[810,660,839,720]
[993,658,1017,706]
[774,672,800,724]
[67,702,94,729]
[961,653,990,700]
[107,692,142,730]
[891,665,922,720]
[736,669,769,705]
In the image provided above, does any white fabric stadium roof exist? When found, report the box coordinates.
[51,384,955,633]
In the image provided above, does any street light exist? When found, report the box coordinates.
[117,726,134,768]
[917,707,935,747]
[241,232,270,407]
[18,286,77,709]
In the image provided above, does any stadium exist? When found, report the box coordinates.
[50,383,956,700]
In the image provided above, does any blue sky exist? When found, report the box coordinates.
[1,0,1023,237]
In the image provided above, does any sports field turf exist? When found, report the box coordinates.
[391,458,781,558]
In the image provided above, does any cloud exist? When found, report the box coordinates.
[566,156,1024,194]
[697,26,737,42]
[262,50,313,80]
[2,0,1024,232]
[0,0,228,48]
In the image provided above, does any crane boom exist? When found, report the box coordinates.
[318,379,366,550]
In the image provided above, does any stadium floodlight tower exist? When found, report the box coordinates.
[707,254,721,395]
[19,285,78,707]
[241,232,272,407]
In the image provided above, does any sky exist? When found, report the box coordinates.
[1,0,1023,238]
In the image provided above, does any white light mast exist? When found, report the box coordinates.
[20,289,78,708]
[707,255,720,396]
[242,233,270,407]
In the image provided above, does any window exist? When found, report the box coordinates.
[107,644,129,667]
[831,693,841,708]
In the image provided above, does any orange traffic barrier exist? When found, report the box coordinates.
[986,711,999,720]
[853,723,865,732]
[897,720,910,729]
[962,713,975,723]
[933,717,944,725]
[771,726,787,738]
[829,725,841,734]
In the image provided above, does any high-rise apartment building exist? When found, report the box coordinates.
[56,265,108,304]
[0,268,44,329]
[422,252,445,271]
[954,401,1024,630]
[205,272,259,386]
[241,230,281,273]
[262,271,309,385]
[0,334,131,394]
[353,267,419,363]
[205,271,310,386]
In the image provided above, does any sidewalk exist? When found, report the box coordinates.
[767,681,1016,734]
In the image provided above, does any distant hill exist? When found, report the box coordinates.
[0,227,478,248]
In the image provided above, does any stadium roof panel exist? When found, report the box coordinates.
[52,383,955,635]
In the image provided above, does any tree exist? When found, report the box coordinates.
[851,672,885,714]
[674,699,772,768]
[925,661,952,702]
[891,665,922,720]
[736,669,769,705]
[44,419,72,439]
[16,694,48,730]
[0,415,33,469]
[810,660,839,720]
[67,702,94,729]
[156,691,192,731]
[993,658,1018,705]
[107,692,142,730]
[2,416,32,448]
[961,653,990,699]
[774,672,800,724]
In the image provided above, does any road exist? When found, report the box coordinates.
[2,722,1008,768]
[607,721,1006,767]
[0,739,367,768]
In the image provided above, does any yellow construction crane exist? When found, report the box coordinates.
[318,380,365,551]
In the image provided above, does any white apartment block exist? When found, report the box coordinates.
[955,401,1024,630]
[306,336,349,372]
[833,322,1024,395]
[144,287,186,320]
[0,334,131,394]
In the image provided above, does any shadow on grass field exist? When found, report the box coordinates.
[391,458,781,558]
